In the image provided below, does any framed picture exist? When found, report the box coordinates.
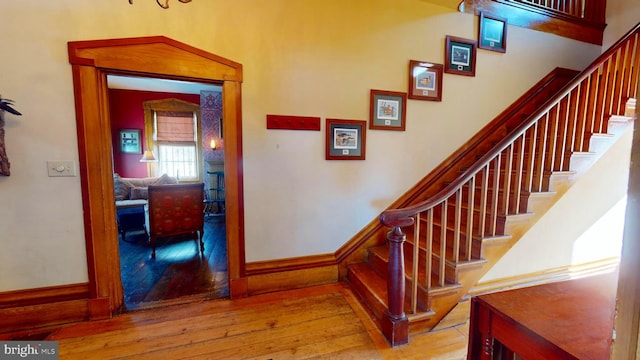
[119,129,142,154]
[369,89,407,131]
[444,35,477,77]
[408,60,443,101]
[478,12,507,53]
[325,119,366,160]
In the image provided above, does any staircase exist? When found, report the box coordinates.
[346,23,640,347]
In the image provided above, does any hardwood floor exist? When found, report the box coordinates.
[46,283,469,359]
[119,215,229,310]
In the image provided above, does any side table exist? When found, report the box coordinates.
[115,200,148,241]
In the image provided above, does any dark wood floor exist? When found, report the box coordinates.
[119,214,229,310]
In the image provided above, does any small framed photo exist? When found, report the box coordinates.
[325,118,366,160]
[119,129,142,154]
[444,35,477,77]
[369,89,407,131]
[408,60,443,101]
[478,12,507,53]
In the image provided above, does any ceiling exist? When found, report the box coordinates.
[107,74,220,94]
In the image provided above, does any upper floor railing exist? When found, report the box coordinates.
[498,0,606,24]
[460,0,607,44]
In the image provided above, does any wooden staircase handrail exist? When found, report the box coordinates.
[394,67,577,208]
[381,21,640,228]
[375,22,639,346]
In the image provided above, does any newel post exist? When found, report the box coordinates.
[382,225,409,347]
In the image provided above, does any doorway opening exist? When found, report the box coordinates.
[107,75,229,310]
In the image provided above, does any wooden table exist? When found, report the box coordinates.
[467,272,618,359]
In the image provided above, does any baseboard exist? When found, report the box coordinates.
[0,283,89,309]
[0,283,91,335]
[246,253,336,275]
[245,254,339,295]
[466,258,620,298]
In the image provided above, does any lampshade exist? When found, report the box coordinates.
[210,139,217,150]
[140,150,157,162]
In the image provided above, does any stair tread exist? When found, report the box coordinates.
[349,263,387,298]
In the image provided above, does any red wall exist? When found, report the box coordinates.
[109,89,200,178]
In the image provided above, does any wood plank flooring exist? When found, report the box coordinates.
[46,283,469,359]
[119,215,228,310]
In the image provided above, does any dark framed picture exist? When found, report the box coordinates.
[444,35,477,77]
[478,12,507,53]
[120,129,142,154]
[369,89,407,131]
[325,119,366,160]
[408,60,443,101]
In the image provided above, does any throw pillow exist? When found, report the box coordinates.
[113,173,130,201]
[155,173,178,185]
[130,186,148,200]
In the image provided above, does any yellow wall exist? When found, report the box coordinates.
[0,0,604,291]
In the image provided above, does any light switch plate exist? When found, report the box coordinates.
[47,160,76,177]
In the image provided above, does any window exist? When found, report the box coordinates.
[154,111,198,180]
[143,98,202,181]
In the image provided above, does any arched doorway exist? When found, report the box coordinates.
[68,36,246,317]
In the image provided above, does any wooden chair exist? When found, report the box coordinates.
[147,183,205,259]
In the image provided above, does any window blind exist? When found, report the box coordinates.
[155,112,195,142]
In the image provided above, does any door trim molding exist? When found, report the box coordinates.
[67,36,247,314]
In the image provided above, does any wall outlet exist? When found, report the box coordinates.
[47,160,76,177]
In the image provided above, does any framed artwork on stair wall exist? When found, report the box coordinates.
[408,60,443,102]
[369,89,407,131]
[325,118,366,160]
[444,35,477,77]
[478,12,507,53]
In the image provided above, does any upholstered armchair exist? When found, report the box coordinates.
[147,183,205,258]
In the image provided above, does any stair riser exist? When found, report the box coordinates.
[368,247,434,309]
[568,153,596,173]
[352,257,432,313]
[346,269,387,323]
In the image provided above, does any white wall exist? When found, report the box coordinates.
[0,0,601,291]
[603,0,640,49]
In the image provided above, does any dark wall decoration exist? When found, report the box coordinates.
[201,89,223,194]
[201,90,223,163]
[0,97,22,176]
